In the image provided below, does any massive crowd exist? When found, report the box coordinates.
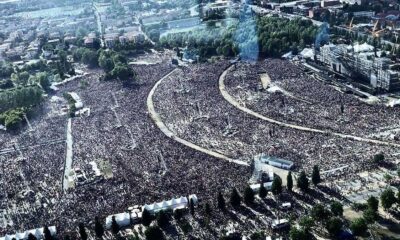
[224,59,400,140]
[0,59,397,238]
[0,95,67,235]
[0,62,257,237]
[152,61,396,176]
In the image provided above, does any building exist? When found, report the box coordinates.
[105,207,142,229]
[318,43,400,91]
[321,0,341,7]
[257,155,294,170]
[272,219,290,230]
[250,182,273,192]
[84,32,98,48]
[352,11,375,18]
[68,92,84,109]
[339,0,366,5]
[166,17,200,30]
[104,33,119,48]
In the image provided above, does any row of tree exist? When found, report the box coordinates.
[0,86,43,114]
[98,50,137,85]
[159,16,318,60]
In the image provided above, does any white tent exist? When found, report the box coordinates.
[106,212,131,229]
[4,235,14,240]
[188,194,198,204]
[353,43,373,53]
[16,232,27,239]
[299,48,314,59]
[143,196,194,214]
[0,226,56,240]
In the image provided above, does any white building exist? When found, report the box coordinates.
[143,195,198,214]
[105,210,142,229]
[68,92,83,109]
[105,194,199,228]
[257,155,294,170]
[250,182,273,192]
[272,219,290,230]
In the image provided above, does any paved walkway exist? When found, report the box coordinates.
[63,118,74,191]
[147,69,249,167]
[219,65,400,148]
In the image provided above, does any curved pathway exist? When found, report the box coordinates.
[147,69,249,167]
[219,65,400,148]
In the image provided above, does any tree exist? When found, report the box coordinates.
[367,196,379,212]
[330,201,343,217]
[111,63,135,81]
[81,49,98,68]
[173,208,184,221]
[244,186,255,204]
[299,216,314,232]
[157,210,169,227]
[350,218,368,236]
[311,165,321,186]
[384,173,392,182]
[230,188,241,208]
[64,235,71,240]
[205,202,212,216]
[289,227,308,240]
[297,171,309,192]
[111,216,120,235]
[142,208,152,226]
[98,52,115,72]
[27,234,37,240]
[94,216,104,239]
[249,231,265,240]
[311,204,329,222]
[397,190,400,205]
[0,61,14,78]
[363,208,378,224]
[190,198,195,215]
[43,226,53,240]
[18,71,30,86]
[287,171,293,192]
[259,183,267,198]
[381,188,396,210]
[217,191,226,210]
[78,223,88,240]
[326,217,343,237]
[73,48,86,62]
[271,176,282,195]
[144,226,165,240]
[36,72,51,91]
[373,152,385,164]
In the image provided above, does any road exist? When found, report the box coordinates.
[92,2,105,48]
[147,69,249,167]
[63,118,74,191]
[219,65,400,148]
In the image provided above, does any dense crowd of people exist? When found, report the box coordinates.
[225,59,400,140]
[0,62,255,237]
[152,61,395,176]
[0,59,397,238]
